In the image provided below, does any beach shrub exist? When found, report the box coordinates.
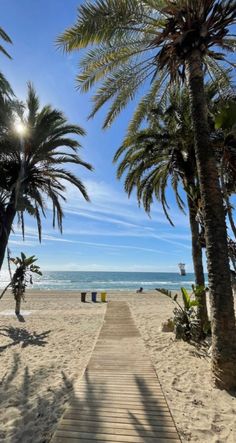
[157,287,201,342]
[161,318,175,333]
[0,252,42,316]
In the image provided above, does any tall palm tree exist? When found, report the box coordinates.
[0,84,92,269]
[58,0,236,389]
[114,91,208,334]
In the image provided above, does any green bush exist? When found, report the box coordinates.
[157,286,201,342]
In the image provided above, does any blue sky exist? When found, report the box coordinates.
[1,0,201,272]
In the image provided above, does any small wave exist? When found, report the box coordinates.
[34,279,71,284]
[72,280,196,285]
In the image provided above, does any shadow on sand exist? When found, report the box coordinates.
[0,327,51,353]
[0,352,76,443]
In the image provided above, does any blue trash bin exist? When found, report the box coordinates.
[91,291,97,302]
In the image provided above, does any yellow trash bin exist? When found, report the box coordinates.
[101,291,107,302]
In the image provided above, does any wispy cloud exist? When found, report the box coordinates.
[10,232,162,254]
[63,179,188,228]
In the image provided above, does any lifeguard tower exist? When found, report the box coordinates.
[178,263,186,276]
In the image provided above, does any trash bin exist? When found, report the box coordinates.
[81,292,86,302]
[101,291,107,302]
[91,291,97,302]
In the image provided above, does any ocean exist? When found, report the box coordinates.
[0,271,206,291]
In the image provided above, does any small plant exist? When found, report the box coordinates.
[0,252,42,316]
[161,318,175,332]
[158,286,201,342]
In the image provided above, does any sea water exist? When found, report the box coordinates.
[0,271,207,291]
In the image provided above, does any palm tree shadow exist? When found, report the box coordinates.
[0,327,51,353]
[0,352,79,443]
[1,353,20,390]
[0,356,181,441]
[128,375,181,441]
[56,371,181,440]
[64,370,106,435]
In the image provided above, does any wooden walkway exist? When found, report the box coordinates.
[51,301,181,442]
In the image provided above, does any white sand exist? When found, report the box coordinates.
[0,290,235,442]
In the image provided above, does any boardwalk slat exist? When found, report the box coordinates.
[67,406,172,417]
[57,423,178,438]
[75,388,164,396]
[52,430,180,442]
[70,401,169,411]
[63,414,175,426]
[73,395,167,403]
[60,418,177,431]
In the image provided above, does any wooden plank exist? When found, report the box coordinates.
[57,422,178,439]
[74,391,166,406]
[70,399,169,412]
[64,413,175,426]
[67,406,171,417]
[58,417,176,435]
[76,383,161,389]
[74,385,164,393]
[71,398,168,407]
[81,377,159,382]
[51,436,180,443]
[85,372,157,375]
[52,430,180,442]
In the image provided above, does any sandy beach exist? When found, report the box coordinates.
[0,290,235,443]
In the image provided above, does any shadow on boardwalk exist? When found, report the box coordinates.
[58,371,181,441]
[129,375,181,440]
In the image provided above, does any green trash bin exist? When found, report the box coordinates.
[81,292,86,302]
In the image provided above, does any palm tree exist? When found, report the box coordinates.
[0,83,92,269]
[58,0,236,389]
[114,91,208,334]
[0,252,42,316]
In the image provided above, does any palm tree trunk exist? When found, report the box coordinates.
[186,50,236,390]
[15,292,21,315]
[0,202,16,270]
[187,195,208,334]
